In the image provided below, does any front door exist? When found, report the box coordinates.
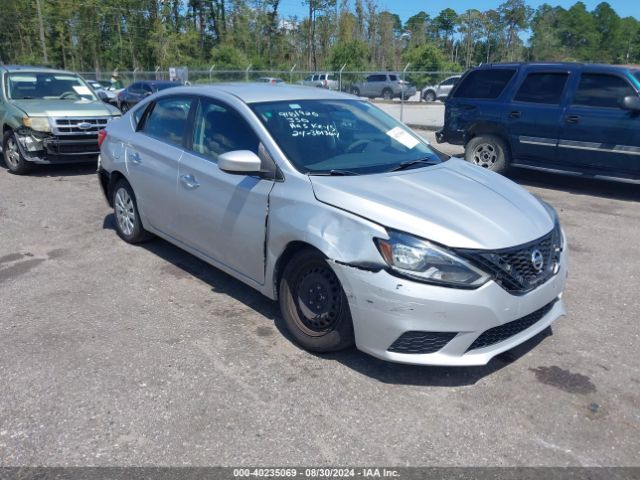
[558,72,640,175]
[125,95,193,238]
[177,97,273,284]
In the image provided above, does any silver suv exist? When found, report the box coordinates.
[352,73,417,100]
[422,75,461,102]
[98,83,567,366]
[301,73,338,90]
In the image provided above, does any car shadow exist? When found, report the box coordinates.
[104,213,549,387]
[507,169,640,202]
[0,160,97,178]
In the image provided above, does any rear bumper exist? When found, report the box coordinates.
[330,247,568,366]
[436,128,466,145]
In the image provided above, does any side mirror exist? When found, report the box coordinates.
[218,150,262,175]
[621,95,640,112]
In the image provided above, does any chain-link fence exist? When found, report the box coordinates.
[78,68,462,102]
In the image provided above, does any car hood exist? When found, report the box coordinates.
[11,99,119,117]
[309,158,554,250]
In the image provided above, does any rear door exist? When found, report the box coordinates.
[176,97,273,284]
[558,71,640,175]
[507,70,570,165]
[125,95,194,238]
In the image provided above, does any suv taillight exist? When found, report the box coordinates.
[97,129,107,148]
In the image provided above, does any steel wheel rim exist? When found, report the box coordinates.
[5,137,20,168]
[114,187,136,236]
[472,143,498,168]
[294,265,341,336]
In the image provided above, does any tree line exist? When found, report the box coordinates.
[0,0,638,75]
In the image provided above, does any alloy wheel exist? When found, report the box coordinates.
[114,187,136,236]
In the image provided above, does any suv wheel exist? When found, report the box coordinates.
[382,88,393,100]
[279,249,354,353]
[352,87,360,97]
[2,131,34,175]
[112,179,153,243]
[423,91,436,102]
[465,135,510,174]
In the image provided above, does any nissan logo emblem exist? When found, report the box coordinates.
[531,249,544,271]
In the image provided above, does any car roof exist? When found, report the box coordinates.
[0,65,77,75]
[156,83,355,104]
[476,62,635,73]
[134,80,177,86]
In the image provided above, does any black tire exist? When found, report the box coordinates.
[2,130,34,175]
[120,102,128,113]
[111,179,153,243]
[423,90,436,102]
[464,135,510,174]
[352,87,360,96]
[279,249,354,353]
[382,88,393,100]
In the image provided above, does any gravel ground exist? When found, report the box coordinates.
[0,144,639,466]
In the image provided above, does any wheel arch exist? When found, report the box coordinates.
[272,241,327,301]
[464,123,513,156]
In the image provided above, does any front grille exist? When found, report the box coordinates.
[466,300,557,351]
[52,117,109,135]
[388,331,457,354]
[458,225,562,295]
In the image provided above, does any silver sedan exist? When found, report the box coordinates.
[97,83,568,366]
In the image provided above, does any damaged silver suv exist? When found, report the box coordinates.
[98,83,568,366]
[1,65,121,174]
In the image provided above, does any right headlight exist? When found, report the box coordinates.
[374,230,490,288]
[22,116,51,132]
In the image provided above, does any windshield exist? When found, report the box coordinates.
[251,99,443,174]
[634,71,640,83]
[6,72,97,101]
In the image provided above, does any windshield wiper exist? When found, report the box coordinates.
[309,169,360,176]
[387,157,439,172]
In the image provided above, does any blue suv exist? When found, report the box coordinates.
[437,63,640,183]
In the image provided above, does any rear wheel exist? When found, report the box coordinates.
[423,91,436,102]
[352,87,360,97]
[112,179,153,243]
[120,102,129,113]
[279,250,354,353]
[2,131,34,175]
[465,135,510,174]
[382,88,393,100]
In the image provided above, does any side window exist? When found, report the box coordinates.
[312,75,319,81]
[572,73,636,109]
[128,82,141,94]
[388,74,398,81]
[191,99,259,161]
[514,72,568,104]
[453,69,516,99]
[142,96,192,146]
[304,75,312,82]
[142,83,152,93]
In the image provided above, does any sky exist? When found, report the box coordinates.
[276,0,639,22]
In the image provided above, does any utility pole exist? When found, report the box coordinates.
[35,0,48,64]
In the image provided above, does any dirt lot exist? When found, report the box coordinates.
[0,140,639,466]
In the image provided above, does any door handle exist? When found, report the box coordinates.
[509,111,521,119]
[129,151,141,164]
[180,174,200,189]
[565,115,580,124]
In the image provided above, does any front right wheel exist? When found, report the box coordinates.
[112,179,153,243]
[279,250,354,353]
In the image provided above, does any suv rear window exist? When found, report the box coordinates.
[453,69,516,99]
[514,72,568,104]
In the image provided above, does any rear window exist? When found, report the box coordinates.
[514,72,568,104]
[453,69,516,99]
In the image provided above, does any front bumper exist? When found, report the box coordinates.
[331,249,568,366]
[15,128,100,164]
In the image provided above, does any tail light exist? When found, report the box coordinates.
[97,129,107,148]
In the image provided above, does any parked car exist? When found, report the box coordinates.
[98,84,567,366]
[258,77,285,84]
[352,73,417,100]
[437,62,640,182]
[86,79,119,106]
[116,80,179,112]
[0,65,121,174]
[301,73,338,90]
[422,75,461,102]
